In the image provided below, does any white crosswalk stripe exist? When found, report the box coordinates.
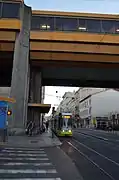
[0,147,62,180]
[1,150,45,153]
[1,179,61,180]
[0,153,47,157]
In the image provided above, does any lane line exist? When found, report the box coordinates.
[73,138,119,167]
[68,141,115,180]
[0,169,57,174]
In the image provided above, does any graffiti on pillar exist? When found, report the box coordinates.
[0,107,7,129]
[0,107,7,116]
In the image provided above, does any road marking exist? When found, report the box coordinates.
[68,141,115,180]
[0,153,47,157]
[98,137,108,141]
[1,162,52,166]
[0,169,57,174]
[0,157,49,160]
[1,150,45,153]
[1,178,61,180]
[73,138,119,167]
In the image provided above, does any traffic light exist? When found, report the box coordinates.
[7,110,12,116]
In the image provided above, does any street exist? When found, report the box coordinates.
[60,128,119,180]
[0,129,119,180]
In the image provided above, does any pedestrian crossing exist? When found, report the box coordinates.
[0,147,62,180]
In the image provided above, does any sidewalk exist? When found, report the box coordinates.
[0,130,62,148]
[0,130,83,180]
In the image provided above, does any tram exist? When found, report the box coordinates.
[52,112,73,137]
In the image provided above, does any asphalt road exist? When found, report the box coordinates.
[60,128,119,180]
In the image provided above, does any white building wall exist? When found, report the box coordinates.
[91,89,119,118]
[79,97,91,119]
[56,91,75,113]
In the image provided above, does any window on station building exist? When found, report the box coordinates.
[2,2,20,18]
[114,21,119,34]
[86,19,101,33]
[31,15,54,31]
[101,20,115,33]
[55,17,78,31]
[0,2,2,18]
[78,19,87,32]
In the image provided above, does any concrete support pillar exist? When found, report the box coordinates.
[28,68,42,131]
[10,4,31,134]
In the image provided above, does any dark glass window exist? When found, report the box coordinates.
[86,19,101,33]
[114,21,119,34]
[0,2,2,18]
[2,2,20,18]
[78,19,87,32]
[101,20,115,33]
[31,15,54,31]
[55,17,78,31]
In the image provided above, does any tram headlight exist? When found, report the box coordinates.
[69,130,71,133]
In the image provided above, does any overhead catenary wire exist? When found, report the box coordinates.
[45,93,62,98]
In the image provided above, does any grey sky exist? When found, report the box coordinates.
[25,0,119,14]
[24,0,119,115]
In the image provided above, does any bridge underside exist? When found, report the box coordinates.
[1,51,119,88]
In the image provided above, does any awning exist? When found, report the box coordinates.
[0,96,16,103]
[28,103,51,113]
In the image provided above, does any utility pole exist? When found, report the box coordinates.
[51,107,55,138]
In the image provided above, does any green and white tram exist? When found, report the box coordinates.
[53,112,73,137]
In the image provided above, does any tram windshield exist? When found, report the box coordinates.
[62,115,72,128]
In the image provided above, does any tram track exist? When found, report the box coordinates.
[59,136,119,180]
[74,130,119,147]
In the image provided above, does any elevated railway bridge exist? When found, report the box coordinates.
[0,0,119,132]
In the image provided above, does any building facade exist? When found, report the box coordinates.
[57,88,106,116]
[56,91,75,114]
[79,88,106,125]
[79,89,119,127]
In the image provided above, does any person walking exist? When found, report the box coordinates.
[46,121,49,131]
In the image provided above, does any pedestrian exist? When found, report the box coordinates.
[26,120,34,136]
[46,121,49,131]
